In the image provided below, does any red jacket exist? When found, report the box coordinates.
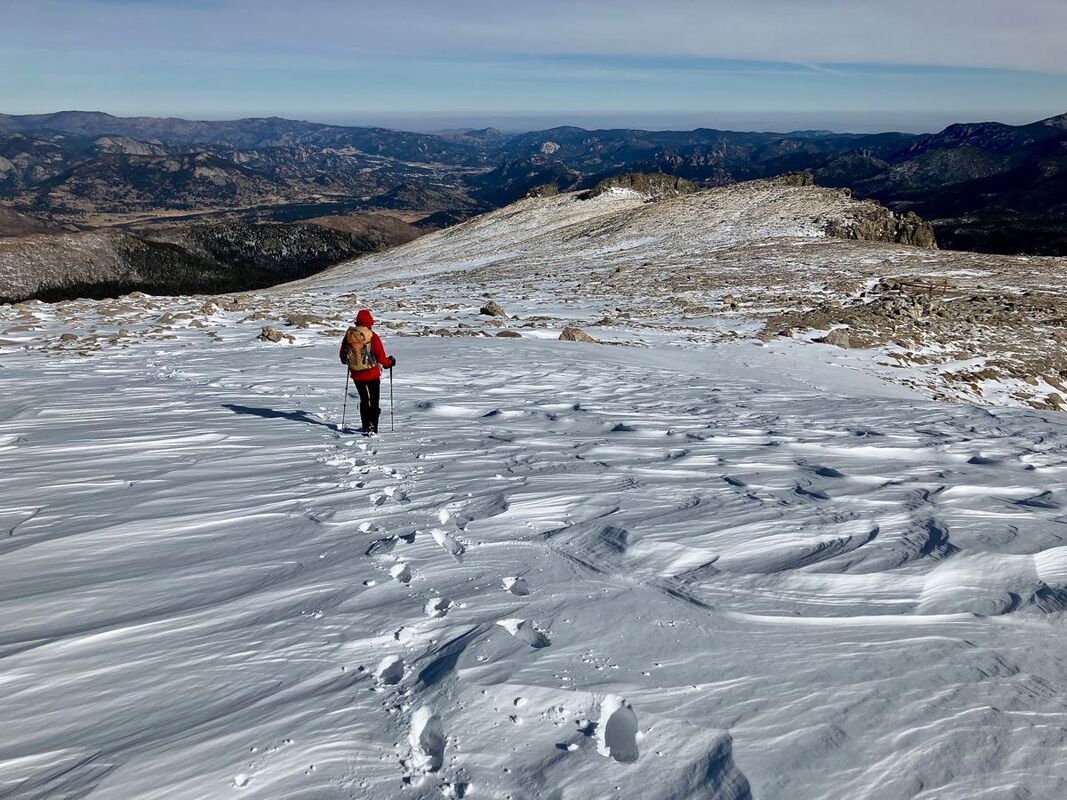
[339,310,392,382]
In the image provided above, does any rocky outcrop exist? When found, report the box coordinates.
[767,170,815,187]
[824,202,937,249]
[524,183,560,199]
[582,172,699,201]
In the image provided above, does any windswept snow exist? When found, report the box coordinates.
[2,182,1067,798]
[3,334,1067,798]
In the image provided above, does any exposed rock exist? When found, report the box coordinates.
[582,172,699,201]
[560,326,596,343]
[496,330,521,338]
[768,170,816,187]
[257,325,291,343]
[524,183,559,199]
[480,300,507,318]
[814,328,852,348]
[285,312,325,328]
[824,203,937,249]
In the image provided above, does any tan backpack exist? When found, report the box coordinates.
[344,325,377,371]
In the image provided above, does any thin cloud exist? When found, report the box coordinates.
[8,0,1067,73]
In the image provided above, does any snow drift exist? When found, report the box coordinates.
[2,180,1067,798]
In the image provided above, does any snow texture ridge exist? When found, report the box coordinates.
[2,178,1067,798]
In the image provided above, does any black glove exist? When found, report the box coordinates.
[388,356,397,367]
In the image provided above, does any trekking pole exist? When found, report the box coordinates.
[340,369,350,432]
[390,365,395,432]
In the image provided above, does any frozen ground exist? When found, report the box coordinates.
[2,183,1067,799]
[4,333,1067,799]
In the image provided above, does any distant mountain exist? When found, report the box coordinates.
[0,109,1065,255]
[0,111,493,164]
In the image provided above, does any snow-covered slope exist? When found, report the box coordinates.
[299,180,876,283]
[3,182,1067,799]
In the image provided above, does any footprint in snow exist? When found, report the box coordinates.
[502,576,529,596]
[424,597,452,618]
[596,695,639,763]
[431,528,466,558]
[375,655,404,686]
[365,536,397,557]
[813,465,846,478]
[409,706,445,773]
[390,562,413,583]
[497,618,550,648]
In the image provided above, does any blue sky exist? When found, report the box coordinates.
[3,0,1066,133]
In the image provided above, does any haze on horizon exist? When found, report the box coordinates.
[4,0,1067,134]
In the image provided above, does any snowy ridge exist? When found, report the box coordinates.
[303,180,859,286]
[2,180,1067,798]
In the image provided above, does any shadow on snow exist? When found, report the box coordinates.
[222,403,338,431]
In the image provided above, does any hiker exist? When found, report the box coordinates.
[339,309,396,435]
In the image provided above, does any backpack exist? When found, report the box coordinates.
[345,325,378,371]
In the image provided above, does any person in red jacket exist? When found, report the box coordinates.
[339,309,395,434]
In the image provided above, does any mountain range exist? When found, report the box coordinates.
[2,110,1066,256]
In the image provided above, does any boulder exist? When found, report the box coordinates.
[560,326,596,343]
[480,300,508,318]
[257,325,292,343]
[815,328,852,348]
[496,330,521,338]
[285,312,325,328]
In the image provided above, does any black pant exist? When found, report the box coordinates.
[354,379,381,433]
